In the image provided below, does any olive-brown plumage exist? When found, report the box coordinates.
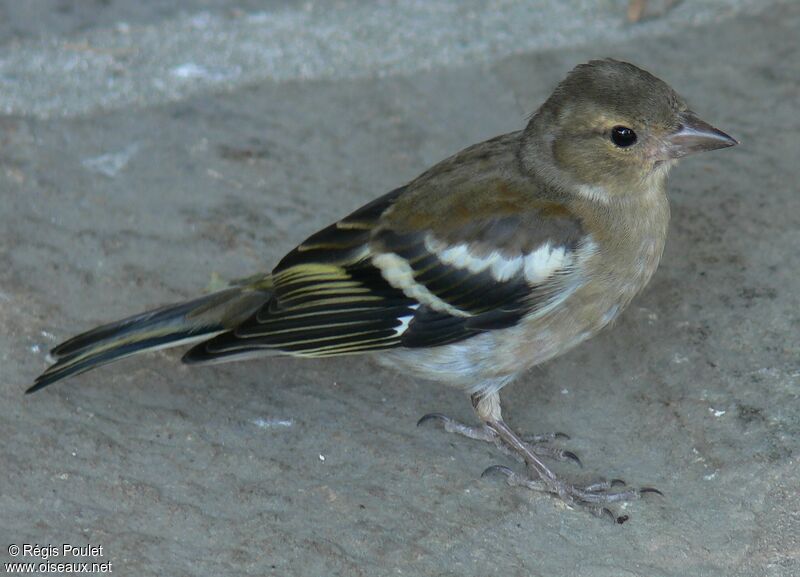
[30,59,736,519]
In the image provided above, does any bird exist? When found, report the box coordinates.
[30,59,737,520]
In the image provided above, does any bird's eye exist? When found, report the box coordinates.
[610,126,637,147]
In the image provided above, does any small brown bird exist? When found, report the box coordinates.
[30,59,736,519]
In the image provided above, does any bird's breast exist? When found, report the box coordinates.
[499,189,672,373]
[556,188,671,337]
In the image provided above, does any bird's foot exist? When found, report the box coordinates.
[481,418,661,522]
[417,413,581,466]
[482,464,661,523]
[418,410,660,521]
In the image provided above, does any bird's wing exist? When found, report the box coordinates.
[183,180,590,363]
[183,187,414,362]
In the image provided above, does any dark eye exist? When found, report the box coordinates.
[611,126,637,147]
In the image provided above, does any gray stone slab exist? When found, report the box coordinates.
[0,0,771,118]
[1,2,797,576]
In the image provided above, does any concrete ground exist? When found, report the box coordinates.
[1,1,798,576]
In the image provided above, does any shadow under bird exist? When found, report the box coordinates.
[30,59,737,521]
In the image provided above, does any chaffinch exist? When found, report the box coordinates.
[30,59,736,519]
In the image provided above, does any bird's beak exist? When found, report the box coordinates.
[666,112,738,158]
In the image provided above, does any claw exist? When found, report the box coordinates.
[610,478,626,487]
[596,506,629,524]
[599,507,616,522]
[417,413,450,427]
[563,450,582,468]
[640,487,664,497]
[481,464,514,479]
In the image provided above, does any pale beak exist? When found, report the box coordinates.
[666,112,738,158]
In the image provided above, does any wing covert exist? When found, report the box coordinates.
[370,203,587,347]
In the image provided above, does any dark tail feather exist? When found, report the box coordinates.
[28,287,270,393]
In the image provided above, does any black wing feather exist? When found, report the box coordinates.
[185,188,416,361]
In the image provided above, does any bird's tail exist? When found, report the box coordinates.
[28,283,272,393]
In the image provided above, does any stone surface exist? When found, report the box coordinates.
[1,1,797,576]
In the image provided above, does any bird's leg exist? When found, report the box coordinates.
[470,392,660,521]
[418,411,579,466]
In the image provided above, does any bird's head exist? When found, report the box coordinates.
[524,59,737,200]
